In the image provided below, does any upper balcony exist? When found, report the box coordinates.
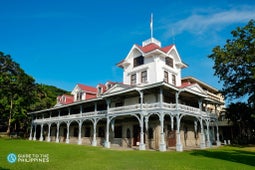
[33,102,217,124]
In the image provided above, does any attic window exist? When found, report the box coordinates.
[97,87,102,96]
[76,92,83,101]
[107,84,112,90]
[165,57,173,68]
[134,56,144,67]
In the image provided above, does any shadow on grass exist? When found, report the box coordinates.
[0,167,10,170]
[190,147,255,167]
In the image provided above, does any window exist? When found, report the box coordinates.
[131,74,136,85]
[141,71,147,83]
[165,57,173,68]
[114,126,122,138]
[172,74,176,85]
[76,92,83,101]
[97,87,102,96]
[133,56,144,67]
[164,71,169,83]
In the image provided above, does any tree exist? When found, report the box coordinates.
[0,52,69,135]
[0,52,36,134]
[226,102,255,144]
[30,84,69,111]
[209,19,255,105]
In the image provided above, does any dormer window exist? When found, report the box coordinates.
[97,86,102,96]
[107,84,112,90]
[76,92,83,101]
[133,56,144,67]
[62,96,66,102]
[165,57,173,68]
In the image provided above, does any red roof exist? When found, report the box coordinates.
[178,82,195,88]
[57,94,74,105]
[77,84,97,93]
[136,43,174,54]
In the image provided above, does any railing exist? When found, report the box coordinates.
[205,91,224,103]
[33,110,105,123]
[33,102,218,123]
[179,104,200,113]
[162,103,176,109]
[109,104,140,113]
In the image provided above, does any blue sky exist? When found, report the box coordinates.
[1,0,255,91]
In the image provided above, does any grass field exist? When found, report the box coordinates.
[0,138,254,170]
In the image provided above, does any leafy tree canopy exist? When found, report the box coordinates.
[0,51,69,134]
[209,19,255,105]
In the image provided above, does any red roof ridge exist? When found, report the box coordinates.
[136,43,174,54]
[77,84,97,93]
[161,44,174,53]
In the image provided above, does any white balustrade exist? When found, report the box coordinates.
[33,102,214,123]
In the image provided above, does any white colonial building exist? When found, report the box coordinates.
[28,37,224,152]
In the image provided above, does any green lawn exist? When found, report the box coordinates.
[0,138,254,170]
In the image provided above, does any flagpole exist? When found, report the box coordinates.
[150,13,153,38]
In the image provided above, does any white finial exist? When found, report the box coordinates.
[150,13,153,38]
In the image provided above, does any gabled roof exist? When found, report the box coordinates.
[77,84,97,93]
[56,94,74,106]
[181,76,218,93]
[103,83,132,95]
[117,38,187,69]
[178,82,207,97]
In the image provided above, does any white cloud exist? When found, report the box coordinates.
[166,6,255,36]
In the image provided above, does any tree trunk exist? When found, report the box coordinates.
[6,97,13,135]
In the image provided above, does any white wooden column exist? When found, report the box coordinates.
[175,90,183,152]
[47,123,51,142]
[29,122,33,140]
[39,124,44,141]
[159,87,166,151]
[200,118,206,149]
[198,99,206,149]
[159,114,166,151]
[215,121,221,146]
[206,120,211,147]
[80,105,83,115]
[56,122,60,143]
[171,116,174,131]
[78,120,82,145]
[33,124,37,141]
[104,99,111,148]
[92,119,98,146]
[68,108,71,116]
[139,114,146,150]
[66,121,70,144]
[104,116,111,148]
[176,115,183,152]
[138,90,146,150]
